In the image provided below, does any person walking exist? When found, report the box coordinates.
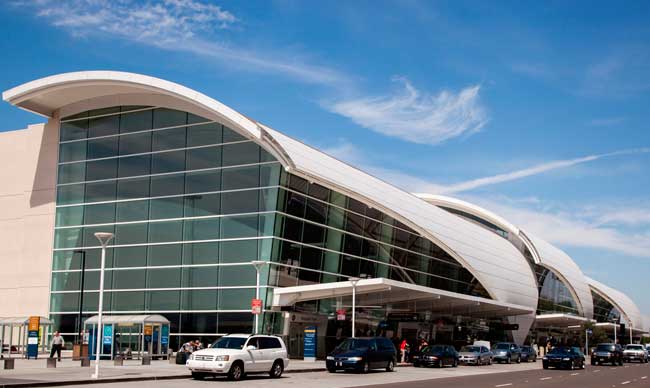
[400,339,408,363]
[49,331,65,362]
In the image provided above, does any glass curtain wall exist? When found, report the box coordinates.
[534,265,580,316]
[591,291,622,323]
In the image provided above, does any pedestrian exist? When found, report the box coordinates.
[193,340,202,351]
[400,339,408,363]
[49,331,65,361]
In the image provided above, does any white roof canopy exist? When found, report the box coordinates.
[0,317,53,325]
[84,314,169,325]
[272,278,534,318]
[534,313,594,328]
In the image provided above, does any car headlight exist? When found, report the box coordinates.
[347,357,363,362]
[428,356,438,360]
[562,358,571,361]
[189,354,195,360]
[326,356,334,360]
[542,357,547,360]
[215,355,230,361]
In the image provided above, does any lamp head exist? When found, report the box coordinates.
[94,232,115,246]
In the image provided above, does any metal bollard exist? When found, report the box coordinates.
[4,358,15,369]
[80,358,90,367]
[114,355,123,366]
[142,356,151,365]
[47,358,57,368]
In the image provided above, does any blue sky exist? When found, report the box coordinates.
[1,1,649,315]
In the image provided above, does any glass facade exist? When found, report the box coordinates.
[591,290,622,323]
[534,265,580,316]
[51,105,489,347]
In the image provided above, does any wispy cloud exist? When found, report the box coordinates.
[438,148,650,194]
[325,77,488,145]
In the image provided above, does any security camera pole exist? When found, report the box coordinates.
[92,232,114,379]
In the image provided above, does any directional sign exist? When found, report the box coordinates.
[251,299,263,315]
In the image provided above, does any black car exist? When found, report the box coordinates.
[520,346,537,362]
[492,342,522,364]
[326,337,397,373]
[591,343,624,366]
[542,347,585,370]
[412,345,458,368]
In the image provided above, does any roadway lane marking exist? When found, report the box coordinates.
[641,376,648,380]
[540,377,552,380]
[621,381,631,385]
[495,384,513,387]
[571,373,580,376]
[594,369,601,372]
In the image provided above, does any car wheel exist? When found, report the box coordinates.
[413,362,420,367]
[269,360,284,378]
[362,361,370,373]
[516,356,521,364]
[488,358,492,365]
[327,367,337,373]
[543,363,548,370]
[591,360,596,366]
[191,372,205,380]
[453,359,458,368]
[619,359,624,366]
[228,361,244,381]
[386,359,395,372]
[506,357,511,364]
[580,360,585,369]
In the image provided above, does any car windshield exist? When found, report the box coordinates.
[596,344,615,352]
[626,345,644,350]
[423,345,445,353]
[460,346,481,352]
[336,339,371,351]
[210,337,247,349]
[548,347,571,355]
[495,344,510,350]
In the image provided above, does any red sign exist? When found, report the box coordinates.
[336,309,346,321]
[251,299,263,315]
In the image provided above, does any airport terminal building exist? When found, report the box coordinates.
[0,71,647,358]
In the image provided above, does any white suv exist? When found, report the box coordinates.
[186,334,290,381]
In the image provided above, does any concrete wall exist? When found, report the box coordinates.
[0,121,58,319]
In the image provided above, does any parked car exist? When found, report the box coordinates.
[492,342,521,364]
[623,344,649,363]
[591,343,624,366]
[458,345,492,365]
[186,334,289,381]
[326,337,396,373]
[542,347,585,370]
[412,344,459,368]
[520,346,537,362]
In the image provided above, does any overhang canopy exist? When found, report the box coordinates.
[84,314,169,325]
[0,317,53,326]
[272,278,535,318]
[534,313,594,328]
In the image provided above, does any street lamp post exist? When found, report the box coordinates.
[73,250,86,344]
[251,261,265,334]
[349,277,360,338]
[92,232,114,380]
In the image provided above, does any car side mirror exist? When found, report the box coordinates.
[246,345,257,351]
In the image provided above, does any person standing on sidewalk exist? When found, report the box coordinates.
[49,331,65,361]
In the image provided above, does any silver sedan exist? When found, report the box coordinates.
[458,345,493,366]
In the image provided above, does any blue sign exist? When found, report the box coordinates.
[103,325,113,345]
[26,331,39,359]
[161,325,169,345]
[304,326,317,360]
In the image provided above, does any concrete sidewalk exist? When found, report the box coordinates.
[0,358,327,387]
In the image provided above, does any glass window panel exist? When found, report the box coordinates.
[302,222,325,245]
[75,248,110,270]
[112,269,145,289]
[148,291,180,310]
[81,292,111,313]
[184,218,220,241]
[222,165,259,190]
[260,148,276,162]
[111,291,145,311]
[259,188,278,212]
[185,193,220,217]
[84,180,116,203]
[150,197,184,219]
[150,174,184,197]
[82,225,115,247]
[260,163,281,187]
[58,163,86,184]
[182,266,219,288]
[51,272,80,291]
[153,108,187,129]
[87,137,118,159]
[187,113,211,125]
[345,212,364,235]
[288,174,309,194]
[88,107,120,117]
[259,213,276,237]
[54,228,83,249]
[218,313,253,334]
[116,223,148,245]
[119,132,152,155]
[282,216,303,242]
[60,120,88,141]
[222,126,247,143]
[182,290,217,311]
[222,142,260,166]
[220,215,259,239]
[116,199,149,222]
[152,127,187,151]
[151,150,186,174]
[86,158,117,181]
[220,240,257,263]
[56,206,84,227]
[187,144,222,171]
[113,246,147,267]
[88,113,119,138]
[52,251,77,271]
[305,198,327,224]
[147,267,181,288]
[59,141,87,163]
[148,221,183,243]
[187,122,222,147]
[82,270,112,291]
[343,234,363,256]
[120,109,153,133]
[183,242,219,265]
[298,247,322,284]
[117,177,149,199]
[57,184,85,205]
[308,182,330,201]
[50,293,80,313]
[185,170,221,194]
[221,189,259,214]
[219,265,255,287]
[219,288,254,310]
[83,202,115,224]
[286,191,306,218]
[148,244,182,267]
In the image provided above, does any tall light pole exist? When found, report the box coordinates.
[630,324,633,345]
[251,261,265,334]
[92,232,114,380]
[349,277,360,339]
[73,250,86,344]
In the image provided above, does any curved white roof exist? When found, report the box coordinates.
[3,71,539,312]
[416,194,593,319]
[587,277,643,330]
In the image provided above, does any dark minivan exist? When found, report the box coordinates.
[326,337,397,373]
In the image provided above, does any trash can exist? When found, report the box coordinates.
[175,351,189,365]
